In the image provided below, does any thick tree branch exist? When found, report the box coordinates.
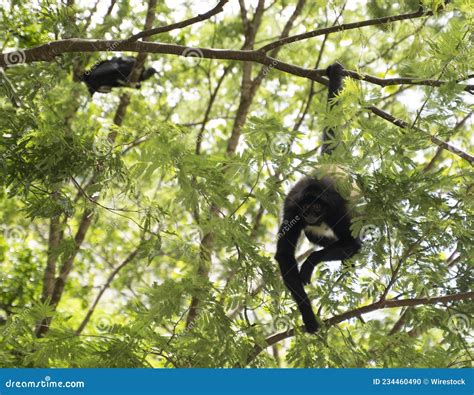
[40,215,61,302]
[246,291,474,365]
[0,40,320,81]
[35,208,94,337]
[35,0,158,338]
[186,0,307,329]
[226,0,306,153]
[185,0,270,329]
[238,0,249,28]
[2,40,472,93]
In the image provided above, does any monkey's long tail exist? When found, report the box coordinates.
[321,62,345,155]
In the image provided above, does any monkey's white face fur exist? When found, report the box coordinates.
[305,223,338,241]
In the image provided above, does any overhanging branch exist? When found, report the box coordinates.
[3,38,471,164]
[2,40,472,93]
[259,7,434,53]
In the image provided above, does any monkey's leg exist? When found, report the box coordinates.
[275,223,319,333]
[300,238,361,285]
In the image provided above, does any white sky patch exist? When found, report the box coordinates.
[339,39,353,47]
[398,87,425,113]
[345,0,366,11]
[166,87,183,107]
[207,118,226,129]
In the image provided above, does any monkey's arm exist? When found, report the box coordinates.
[275,219,319,333]
[300,237,361,285]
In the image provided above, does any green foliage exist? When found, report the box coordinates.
[0,0,472,368]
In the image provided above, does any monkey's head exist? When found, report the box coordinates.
[326,62,344,79]
[299,194,328,225]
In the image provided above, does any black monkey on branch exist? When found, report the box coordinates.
[275,63,362,333]
[81,57,157,96]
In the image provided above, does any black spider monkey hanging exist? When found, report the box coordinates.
[274,63,361,333]
[81,57,157,96]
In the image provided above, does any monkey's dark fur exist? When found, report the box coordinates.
[274,63,361,333]
[81,57,157,96]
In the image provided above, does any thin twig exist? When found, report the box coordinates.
[76,248,140,334]
[258,6,445,53]
[369,106,474,165]
[124,0,229,43]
